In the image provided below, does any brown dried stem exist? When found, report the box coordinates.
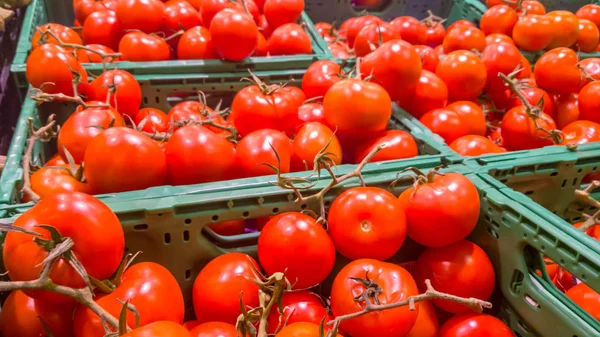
[38,28,121,62]
[29,88,109,110]
[574,181,600,232]
[21,115,59,202]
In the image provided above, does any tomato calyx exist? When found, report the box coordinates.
[348,273,384,305]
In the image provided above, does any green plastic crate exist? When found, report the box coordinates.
[0,68,455,217]
[10,0,332,100]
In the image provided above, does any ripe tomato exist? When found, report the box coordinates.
[267,23,312,55]
[267,291,330,334]
[450,135,506,156]
[440,313,513,337]
[517,54,533,79]
[135,107,169,133]
[82,10,121,50]
[4,192,124,303]
[122,321,191,337]
[119,31,171,61]
[57,106,124,163]
[255,31,268,56]
[397,70,448,118]
[508,87,555,118]
[210,9,258,61]
[87,69,142,117]
[423,22,446,47]
[291,122,342,172]
[315,22,336,42]
[419,108,471,144]
[258,212,335,289]
[75,44,119,63]
[298,103,325,124]
[165,125,236,185]
[512,14,554,51]
[162,0,201,33]
[354,130,418,163]
[330,259,419,337]
[446,101,487,136]
[275,322,335,337]
[480,5,518,36]
[301,60,342,99]
[577,4,600,28]
[398,173,480,247]
[553,93,579,129]
[208,220,246,236]
[167,101,228,133]
[485,33,515,46]
[323,78,391,139]
[45,153,67,166]
[177,26,216,59]
[345,15,383,47]
[390,16,426,45]
[74,262,185,337]
[576,18,600,52]
[534,48,583,95]
[328,187,407,260]
[193,253,261,324]
[413,45,440,72]
[328,42,352,59]
[353,22,400,57]
[236,129,292,177]
[442,25,486,53]
[263,0,304,29]
[546,10,580,49]
[189,322,237,337]
[26,44,88,96]
[481,42,522,92]
[405,300,439,337]
[435,50,487,101]
[201,0,239,26]
[501,106,557,151]
[567,283,600,320]
[74,0,108,23]
[31,165,92,198]
[32,23,82,49]
[447,19,475,31]
[115,0,165,33]
[84,127,167,193]
[578,81,600,123]
[415,240,495,313]
[0,290,75,337]
[561,120,600,145]
[360,40,422,101]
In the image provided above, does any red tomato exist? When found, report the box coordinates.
[82,10,122,51]
[435,50,487,101]
[190,322,237,337]
[419,108,471,144]
[360,39,423,101]
[423,22,446,47]
[323,78,391,140]
[346,15,383,47]
[258,212,336,289]
[578,81,600,123]
[121,321,191,337]
[119,31,171,61]
[201,0,239,26]
[263,0,304,29]
[0,290,75,337]
[74,262,185,336]
[546,10,580,49]
[210,9,258,61]
[481,42,522,92]
[561,120,600,145]
[398,173,480,247]
[553,93,579,129]
[282,86,305,107]
[116,0,165,33]
[87,69,142,117]
[480,5,518,36]
[298,103,325,123]
[518,0,546,15]
[405,300,439,337]
[577,4,600,28]
[328,42,352,59]
[442,26,486,53]
[208,220,246,236]
[485,33,515,46]
[45,153,67,166]
[512,14,554,51]
[291,122,342,172]
[267,23,312,55]
[447,19,475,31]
[193,253,261,324]
[162,0,201,33]
[74,0,108,23]
[535,48,583,95]
[4,192,124,303]
[440,313,513,337]
[32,23,82,49]
[165,125,236,184]
[267,291,330,334]
[254,31,268,56]
[75,44,119,63]
[275,322,337,337]
[328,187,407,260]
[315,22,336,42]
[354,130,418,163]
[230,85,300,136]
[450,135,506,156]
[446,101,487,136]
[501,106,557,151]
[236,129,292,177]
[508,87,555,119]
[301,60,343,99]
[413,45,440,72]
[84,127,167,193]
[517,54,533,79]
[330,259,419,337]
[57,106,124,164]
[397,70,448,118]
[30,165,92,199]
[135,107,170,133]
[354,22,400,57]
[390,16,426,45]
[576,18,600,52]
[26,44,88,96]
[415,240,495,313]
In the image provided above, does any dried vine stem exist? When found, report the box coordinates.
[37,28,121,62]
[325,279,492,337]
[573,180,600,232]
[21,115,59,202]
